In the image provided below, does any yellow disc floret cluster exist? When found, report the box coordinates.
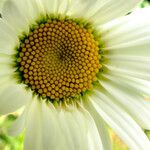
[18,19,101,101]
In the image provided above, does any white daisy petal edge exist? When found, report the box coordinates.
[67,0,142,25]
[89,92,150,150]
[101,7,150,51]
[2,0,46,36]
[24,99,43,150]
[96,7,150,129]
[10,99,105,150]
[0,79,32,115]
[0,20,19,54]
[84,101,112,150]
[100,73,150,129]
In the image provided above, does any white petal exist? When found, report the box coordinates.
[41,102,68,150]
[42,0,69,14]
[102,55,150,81]
[58,107,102,150]
[59,111,85,150]
[42,0,58,14]
[23,99,103,150]
[0,82,32,115]
[103,43,150,57]
[84,109,105,150]
[15,0,44,22]
[90,92,150,150]
[41,102,89,150]
[2,0,45,36]
[0,53,15,79]
[0,66,15,80]
[2,0,29,34]
[75,108,103,150]
[0,20,19,54]
[9,103,30,136]
[99,73,150,129]
[101,8,150,50]
[57,0,69,14]
[103,71,150,97]
[0,53,12,64]
[24,99,43,150]
[67,0,96,17]
[84,100,112,150]
[67,0,141,25]
[105,64,150,81]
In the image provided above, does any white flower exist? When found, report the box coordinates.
[0,0,150,150]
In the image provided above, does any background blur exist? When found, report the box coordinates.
[0,0,150,150]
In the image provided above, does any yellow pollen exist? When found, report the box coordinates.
[18,19,101,100]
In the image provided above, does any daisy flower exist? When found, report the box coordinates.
[0,0,150,150]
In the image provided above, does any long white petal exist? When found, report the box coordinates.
[2,0,29,34]
[90,92,150,150]
[24,99,43,150]
[0,20,19,54]
[101,7,150,50]
[67,0,141,25]
[85,113,103,150]
[42,0,69,14]
[41,102,68,150]
[79,109,103,150]
[105,64,150,81]
[84,100,112,150]
[99,73,150,129]
[22,99,103,150]
[41,0,58,14]
[9,102,31,136]
[102,55,150,81]
[0,82,32,115]
[62,111,87,150]
[42,103,102,150]
[2,0,45,36]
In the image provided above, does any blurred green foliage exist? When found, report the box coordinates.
[0,115,23,150]
[0,0,150,150]
[141,0,150,7]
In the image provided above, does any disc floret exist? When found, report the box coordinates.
[15,16,102,102]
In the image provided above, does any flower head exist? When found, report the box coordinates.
[0,0,150,150]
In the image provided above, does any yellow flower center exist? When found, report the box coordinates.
[17,19,101,101]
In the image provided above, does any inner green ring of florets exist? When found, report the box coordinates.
[14,14,102,102]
